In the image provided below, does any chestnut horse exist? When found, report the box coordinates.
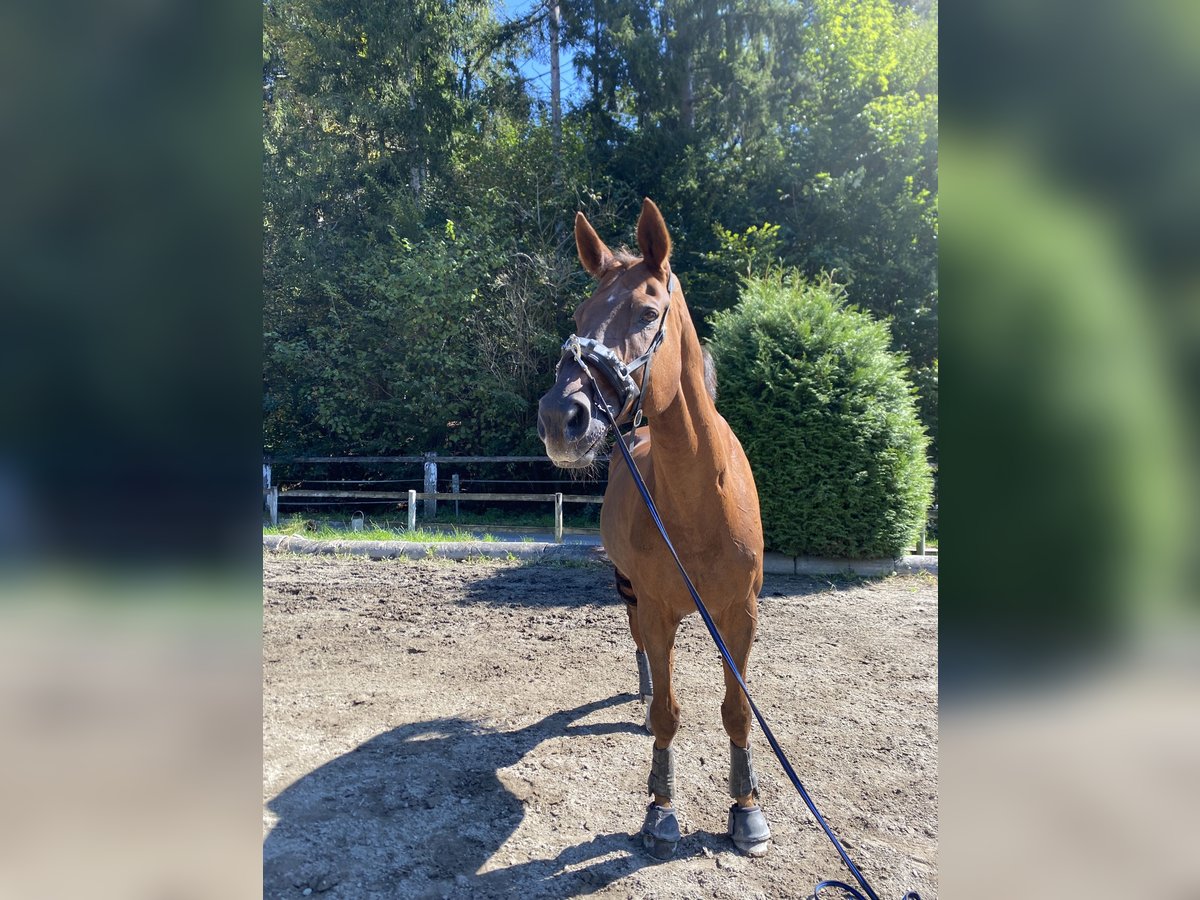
[537,199,770,859]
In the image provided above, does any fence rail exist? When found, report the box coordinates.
[266,453,608,521]
[265,487,600,544]
[266,455,605,465]
[263,456,937,554]
[263,455,608,543]
[277,490,602,504]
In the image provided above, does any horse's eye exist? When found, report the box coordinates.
[640,308,660,326]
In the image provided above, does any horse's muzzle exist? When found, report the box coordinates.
[537,389,605,468]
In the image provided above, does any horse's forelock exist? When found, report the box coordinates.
[598,248,642,276]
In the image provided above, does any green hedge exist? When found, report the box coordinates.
[710,272,933,558]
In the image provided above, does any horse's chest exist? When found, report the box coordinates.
[601,491,744,581]
[600,441,761,598]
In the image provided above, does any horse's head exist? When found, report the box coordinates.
[538,198,681,469]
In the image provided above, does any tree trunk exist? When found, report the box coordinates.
[591,1,600,102]
[682,55,695,131]
[549,0,562,181]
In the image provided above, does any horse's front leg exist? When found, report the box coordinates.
[717,597,771,857]
[640,609,682,859]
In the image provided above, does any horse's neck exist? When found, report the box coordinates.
[647,309,729,500]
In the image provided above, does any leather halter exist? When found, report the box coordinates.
[559,271,676,430]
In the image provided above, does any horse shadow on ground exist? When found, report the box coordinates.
[454,557,619,610]
[265,694,667,900]
[452,555,845,612]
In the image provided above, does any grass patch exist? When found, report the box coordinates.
[265,516,497,543]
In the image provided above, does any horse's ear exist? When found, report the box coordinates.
[575,212,613,278]
[636,197,671,277]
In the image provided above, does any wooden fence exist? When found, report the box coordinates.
[262,455,605,543]
[263,455,937,553]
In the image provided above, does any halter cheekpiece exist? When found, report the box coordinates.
[559,271,676,430]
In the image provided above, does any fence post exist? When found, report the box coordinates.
[408,490,417,532]
[423,452,438,519]
[266,486,278,526]
[263,463,271,491]
[554,492,563,543]
[917,523,926,555]
[451,473,459,520]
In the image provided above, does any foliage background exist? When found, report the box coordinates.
[263,0,939,469]
[711,272,932,558]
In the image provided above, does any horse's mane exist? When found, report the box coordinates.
[701,347,718,402]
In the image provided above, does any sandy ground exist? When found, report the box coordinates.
[263,553,938,899]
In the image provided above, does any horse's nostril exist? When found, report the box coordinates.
[538,393,591,447]
[565,398,590,440]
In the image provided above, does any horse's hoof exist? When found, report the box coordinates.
[641,803,680,860]
[728,803,771,857]
[642,832,678,860]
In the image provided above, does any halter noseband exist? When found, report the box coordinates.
[559,270,677,430]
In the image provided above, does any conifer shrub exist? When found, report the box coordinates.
[709,272,932,558]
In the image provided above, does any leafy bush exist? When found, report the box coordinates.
[709,272,932,558]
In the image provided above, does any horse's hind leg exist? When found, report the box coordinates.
[717,597,771,857]
[616,569,653,731]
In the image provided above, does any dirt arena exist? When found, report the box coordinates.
[263,553,938,899]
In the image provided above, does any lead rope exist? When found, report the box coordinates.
[569,345,921,900]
